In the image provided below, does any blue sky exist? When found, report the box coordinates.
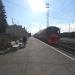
[3,0,75,34]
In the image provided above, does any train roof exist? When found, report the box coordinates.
[34,26,60,35]
[46,26,59,30]
[46,26,59,31]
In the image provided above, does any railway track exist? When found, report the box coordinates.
[36,37,75,55]
[51,41,75,55]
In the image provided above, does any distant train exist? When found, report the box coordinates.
[34,26,60,44]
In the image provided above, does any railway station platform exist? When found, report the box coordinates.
[0,37,75,75]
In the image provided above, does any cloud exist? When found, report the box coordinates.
[52,23,75,33]
[29,22,46,34]
[28,0,46,14]
[26,23,75,34]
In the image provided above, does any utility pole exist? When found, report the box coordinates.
[12,18,14,25]
[29,24,31,33]
[46,2,49,27]
[69,24,70,32]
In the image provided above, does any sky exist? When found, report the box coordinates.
[3,0,75,34]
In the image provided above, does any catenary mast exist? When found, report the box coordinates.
[46,0,49,27]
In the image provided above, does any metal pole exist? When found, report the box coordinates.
[69,24,70,32]
[46,3,49,27]
[12,18,14,25]
[47,7,49,27]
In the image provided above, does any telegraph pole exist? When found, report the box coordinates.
[46,2,49,27]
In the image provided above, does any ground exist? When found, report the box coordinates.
[0,37,75,75]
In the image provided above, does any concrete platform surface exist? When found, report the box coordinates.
[0,37,75,75]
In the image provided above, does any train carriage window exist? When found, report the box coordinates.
[46,27,60,34]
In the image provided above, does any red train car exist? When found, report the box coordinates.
[34,26,60,44]
[46,27,60,44]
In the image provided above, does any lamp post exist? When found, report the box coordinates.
[46,3,49,27]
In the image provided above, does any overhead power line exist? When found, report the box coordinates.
[53,0,72,17]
